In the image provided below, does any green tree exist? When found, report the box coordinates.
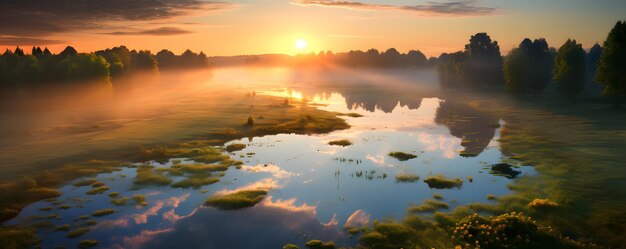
[464,33,504,88]
[596,21,626,108]
[504,38,553,97]
[553,39,586,103]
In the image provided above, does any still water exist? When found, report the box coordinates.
[7,84,536,248]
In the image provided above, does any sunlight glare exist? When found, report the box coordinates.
[295,39,308,50]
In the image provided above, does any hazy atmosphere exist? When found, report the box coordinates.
[1,1,626,249]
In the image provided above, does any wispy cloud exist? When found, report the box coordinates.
[0,36,65,46]
[0,0,235,38]
[101,27,193,36]
[291,0,497,17]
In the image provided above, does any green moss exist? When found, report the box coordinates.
[79,239,99,249]
[395,173,420,183]
[66,227,89,238]
[225,143,246,152]
[172,176,220,189]
[91,208,115,217]
[328,139,352,146]
[85,186,109,195]
[0,226,40,248]
[205,190,268,210]
[423,175,463,189]
[108,192,119,198]
[388,152,417,161]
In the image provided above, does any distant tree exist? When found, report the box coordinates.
[17,55,42,84]
[59,46,78,57]
[55,53,110,86]
[42,47,52,56]
[504,38,553,97]
[131,50,158,72]
[436,52,467,89]
[14,46,25,56]
[31,47,43,57]
[407,50,427,66]
[464,33,504,89]
[596,21,626,108]
[553,39,586,103]
[156,49,177,69]
[585,43,602,94]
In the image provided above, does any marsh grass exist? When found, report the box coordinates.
[110,197,129,206]
[528,198,559,209]
[72,179,98,187]
[66,227,89,238]
[85,186,109,195]
[0,226,39,248]
[171,176,219,189]
[388,152,417,161]
[91,208,115,217]
[395,173,420,183]
[205,190,268,210]
[79,239,99,249]
[225,143,246,152]
[134,166,172,186]
[53,224,70,231]
[337,112,364,118]
[132,194,148,206]
[408,199,449,213]
[423,175,463,189]
[172,163,229,174]
[304,239,335,249]
[108,192,119,198]
[328,139,352,146]
[432,193,443,200]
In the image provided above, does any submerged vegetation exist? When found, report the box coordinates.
[225,143,247,152]
[395,173,420,183]
[205,190,268,210]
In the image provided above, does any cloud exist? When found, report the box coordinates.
[239,164,297,178]
[0,0,235,37]
[291,0,497,17]
[214,178,282,195]
[0,36,65,46]
[101,27,193,36]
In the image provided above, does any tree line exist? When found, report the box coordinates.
[436,21,626,107]
[0,45,209,92]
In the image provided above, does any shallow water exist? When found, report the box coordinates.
[7,83,537,248]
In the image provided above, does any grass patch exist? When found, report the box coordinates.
[110,197,129,206]
[328,139,352,146]
[395,173,420,183]
[91,208,115,217]
[225,143,246,152]
[132,194,148,206]
[134,166,172,186]
[304,239,336,249]
[388,152,417,161]
[53,224,70,231]
[338,112,363,118]
[72,179,98,187]
[486,194,497,200]
[79,239,99,249]
[528,198,559,209]
[85,186,109,195]
[408,199,449,213]
[432,193,443,200]
[66,227,89,238]
[108,192,119,198]
[172,176,220,189]
[423,175,463,189]
[0,226,39,248]
[205,190,268,210]
[172,163,229,174]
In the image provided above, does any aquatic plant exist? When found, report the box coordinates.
[79,239,99,249]
[91,208,115,217]
[132,194,148,206]
[172,163,229,174]
[283,244,300,249]
[304,239,335,249]
[0,226,39,248]
[388,152,417,161]
[395,173,420,183]
[423,175,463,189]
[66,227,89,238]
[486,194,497,200]
[338,112,364,118]
[226,143,247,152]
[110,197,130,206]
[108,192,119,198]
[72,179,99,187]
[205,190,268,210]
[85,186,109,195]
[433,193,443,200]
[408,199,449,213]
[171,176,219,189]
[53,224,70,231]
[528,199,559,209]
[134,166,172,186]
[328,139,352,146]
[490,163,521,178]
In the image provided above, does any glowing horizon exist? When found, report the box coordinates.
[1,1,624,57]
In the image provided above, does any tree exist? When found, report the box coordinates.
[464,33,504,88]
[585,43,602,94]
[596,21,626,108]
[553,39,586,103]
[59,46,78,57]
[504,38,553,97]
[131,50,158,72]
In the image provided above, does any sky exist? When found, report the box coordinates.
[0,0,625,57]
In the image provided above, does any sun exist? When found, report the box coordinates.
[295,39,308,50]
